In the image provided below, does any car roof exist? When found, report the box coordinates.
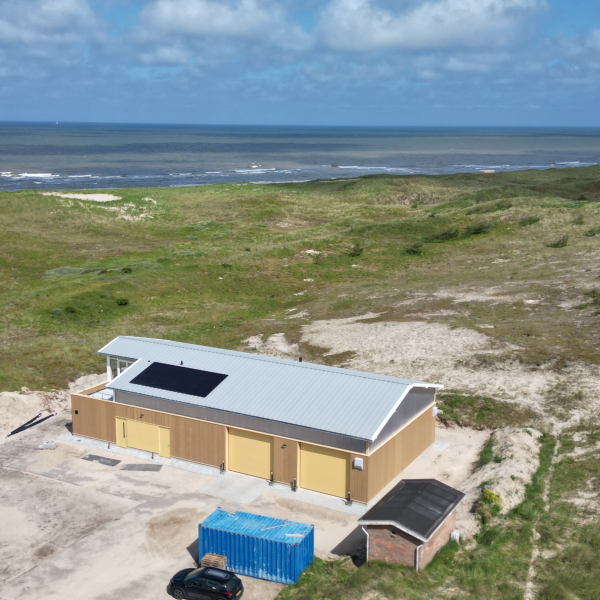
[202,568,234,580]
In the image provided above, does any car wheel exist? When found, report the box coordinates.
[172,588,185,599]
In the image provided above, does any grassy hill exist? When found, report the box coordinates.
[1,166,600,600]
[2,166,600,391]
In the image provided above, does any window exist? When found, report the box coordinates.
[204,580,219,591]
[110,357,118,379]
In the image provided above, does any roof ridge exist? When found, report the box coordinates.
[110,335,437,388]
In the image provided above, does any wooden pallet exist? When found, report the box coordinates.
[200,553,227,570]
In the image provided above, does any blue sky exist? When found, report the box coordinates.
[0,0,599,126]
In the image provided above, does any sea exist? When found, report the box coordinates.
[1,122,600,192]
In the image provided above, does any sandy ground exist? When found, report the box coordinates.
[42,192,122,202]
[0,375,102,442]
[299,314,600,431]
[0,397,491,600]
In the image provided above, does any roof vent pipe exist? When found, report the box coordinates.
[299,357,302,362]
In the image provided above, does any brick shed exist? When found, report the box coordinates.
[358,479,465,570]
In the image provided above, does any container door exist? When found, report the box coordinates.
[300,443,349,498]
[229,428,273,479]
[159,426,171,458]
[116,417,127,448]
[127,420,160,454]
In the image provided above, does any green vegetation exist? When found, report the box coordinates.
[518,215,541,227]
[437,390,536,429]
[547,234,569,248]
[2,167,600,599]
[279,435,557,600]
[2,166,600,391]
[534,425,600,600]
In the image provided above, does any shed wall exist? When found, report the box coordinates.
[367,525,418,567]
[115,390,368,453]
[419,511,456,568]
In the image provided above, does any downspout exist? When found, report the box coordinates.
[361,527,370,563]
[415,543,424,571]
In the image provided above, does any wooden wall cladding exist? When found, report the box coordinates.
[367,406,435,501]
[71,395,226,468]
[272,437,298,485]
[349,453,369,504]
[72,393,117,443]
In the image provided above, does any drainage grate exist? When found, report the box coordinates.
[120,464,163,472]
[82,454,121,467]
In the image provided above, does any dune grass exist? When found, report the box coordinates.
[278,434,556,600]
[1,166,600,392]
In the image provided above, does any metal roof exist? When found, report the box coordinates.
[358,479,465,542]
[201,508,313,544]
[100,335,442,442]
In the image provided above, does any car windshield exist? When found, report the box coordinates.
[184,568,204,581]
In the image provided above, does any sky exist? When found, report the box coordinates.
[0,0,599,126]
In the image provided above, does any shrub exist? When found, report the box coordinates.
[121,266,132,273]
[584,226,599,237]
[116,298,129,306]
[467,199,512,215]
[426,228,460,243]
[464,221,493,236]
[479,437,495,467]
[348,243,363,257]
[519,215,540,227]
[547,234,569,248]
[577,194,588,201]
[64,306,76,314]
[404,242,423,255]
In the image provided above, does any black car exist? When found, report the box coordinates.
[167,566,244,600]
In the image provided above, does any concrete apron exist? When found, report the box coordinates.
[57,432,367,514]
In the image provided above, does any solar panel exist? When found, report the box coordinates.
[131,362,228,398]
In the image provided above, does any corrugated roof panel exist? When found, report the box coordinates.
[101,336,442,441]
[201,509,313,544]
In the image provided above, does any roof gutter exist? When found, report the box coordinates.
[357,519,428,544]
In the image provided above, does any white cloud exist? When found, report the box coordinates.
[140,46,188,65]
[139,0,311,51]
[0,0,101,47]
[316,0,546,52]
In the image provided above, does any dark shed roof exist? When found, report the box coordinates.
[358,479,465,542]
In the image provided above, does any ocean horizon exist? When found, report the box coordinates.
[1,122,600,192]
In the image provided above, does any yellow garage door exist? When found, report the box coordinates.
[127,420,160,454]
[300,443,349,498]
[229,429,272,479]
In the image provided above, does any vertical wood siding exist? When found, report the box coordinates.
[367,405,435,501]
[349,453,369,503]
[272,437,298,485]
[72,393,117,443]
[71,395,226,467]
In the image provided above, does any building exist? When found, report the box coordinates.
[358,479,464,569]
[71,336,442,503]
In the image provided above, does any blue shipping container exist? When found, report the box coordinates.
[198,508,314,584]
